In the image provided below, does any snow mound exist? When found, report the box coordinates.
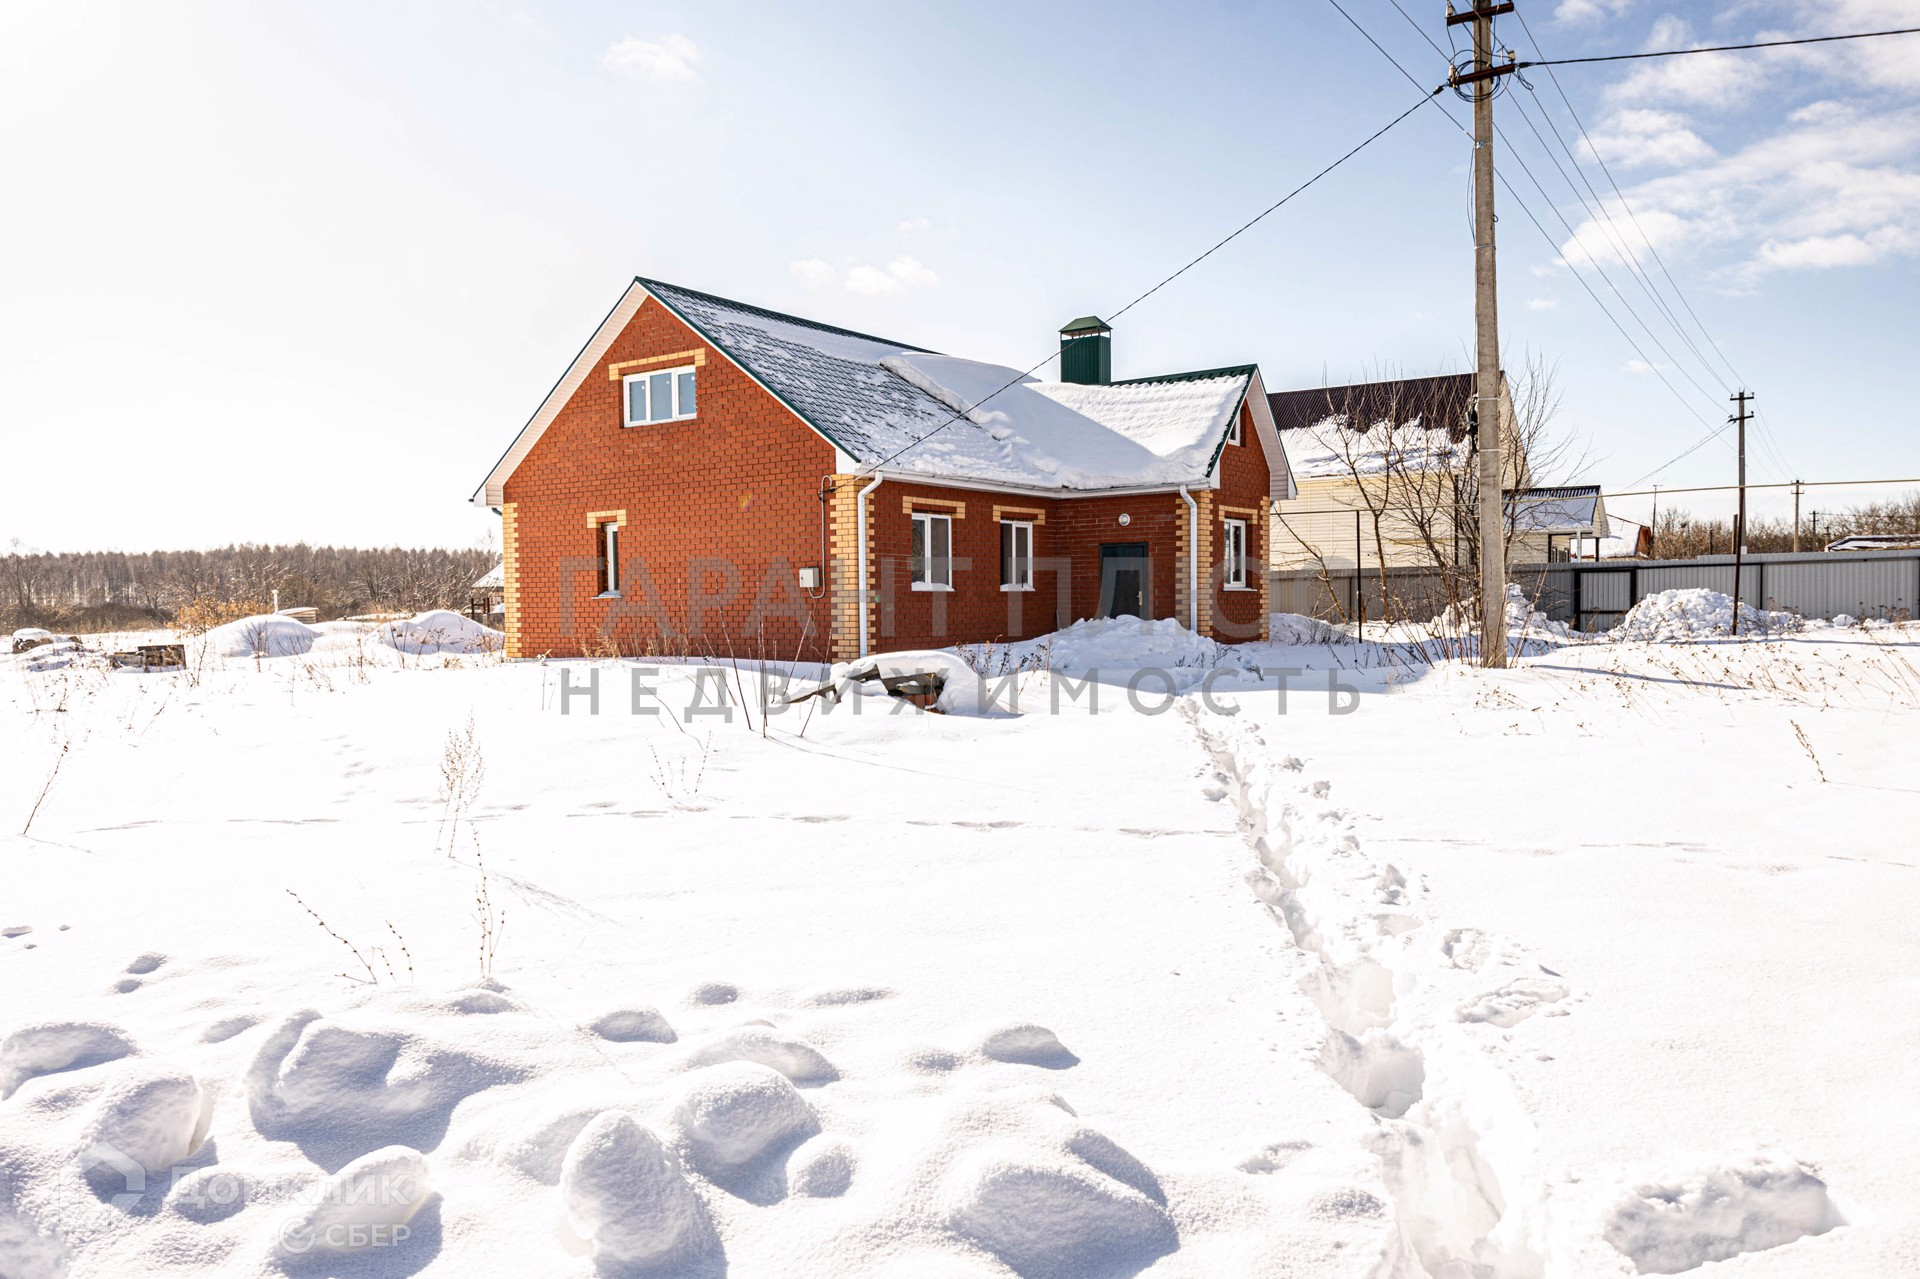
[560,1111,713,1271]
[245,1010,521,1164]
[587,1007,677,1044]
[788,1135,856,1198]
[81,1068,211,1177]
[271,1145,432,1261]
[200,614,322,658]
[978,1023,1078,1069]
[1038,616,1242,674]
[669,1062,819,1175]
[377,610,503,655]
[1603,1152,1844,1274]
[1613,588,1802,642]
[1,1020,137,1098]
[1268,612,1347,645]
[681,1026,838,1084]
[1436,583,1571,641]
[942,1147,1177,1279]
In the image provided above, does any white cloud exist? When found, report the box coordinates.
[1555,0,1634,23]
[1586,109,1715,169]
[1624,358,1659,374]
[788,258,835,289]
[1603,17,1761,109]
[603,34,700,82]
[1526,296,1560,311]
[844,254,939,295]
[1756,231,1897,271]
[897,216,932,233]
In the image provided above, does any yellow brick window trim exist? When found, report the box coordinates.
[585,510,629,530]
[991,504,1046,525]
[606,349,707,381]
[1218,504,1263,521]
[902,496,966,518]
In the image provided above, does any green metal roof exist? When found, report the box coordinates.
[1110,363,1259,387]
[1059,315,1111,334]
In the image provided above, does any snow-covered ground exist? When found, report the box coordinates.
[2,610,1915,1277]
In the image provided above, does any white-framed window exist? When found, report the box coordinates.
[623,365,698,427]
[1227,408,1243,446]
[1000,519,1034,591]
[1222,517,1249,589]
[598,519,621,596]
[911,511,952,590]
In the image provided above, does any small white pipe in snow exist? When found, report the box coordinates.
[855,474,884,657]
[1179,485,1199,634]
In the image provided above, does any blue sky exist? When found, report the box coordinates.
[4,0,1916,552]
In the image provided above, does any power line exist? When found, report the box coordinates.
[1324,0,1726,439]
[1510,6,1800,483]
[1609,477,1920,499]
[858,87,1436,473]
[1384,1,1740,413]
[1521,26,1920,69]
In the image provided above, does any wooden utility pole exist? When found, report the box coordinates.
[1449,2,1518,667]
[1791,479,1803,552]
[1729,389,1752,635]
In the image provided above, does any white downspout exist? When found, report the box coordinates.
[1179,485,1199,634]
[855,474,884,657]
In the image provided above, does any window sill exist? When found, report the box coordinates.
[594,592,622,599]
[910,583,953,592]
[1000,584,1034,593]
[1222,584,1254,592]
[622,416,697,429]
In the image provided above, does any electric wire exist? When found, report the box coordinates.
[855,87,1436,474]
[1324,0,1726,441]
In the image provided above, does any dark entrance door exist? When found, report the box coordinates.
[1099,543,1149,619]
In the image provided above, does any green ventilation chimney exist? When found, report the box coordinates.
[1059,316,1112,385]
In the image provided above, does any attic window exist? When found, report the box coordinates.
[624,365,697,426]
[1227,409,1243,446]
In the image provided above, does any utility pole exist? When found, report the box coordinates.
[1651,484,1660,557]
[1791,479,1803,553]
[1449,1,1518,667]
[1729,390,1752,635]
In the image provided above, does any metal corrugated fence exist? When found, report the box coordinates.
[1271,549,1920,630]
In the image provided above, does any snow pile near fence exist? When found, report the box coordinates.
[1612,588,1802,642]
[376,610,503,655]
[1268,612,1349,645]
[198,613,322,658]
[1433,583,1573,643]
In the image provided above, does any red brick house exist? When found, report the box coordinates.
[471,277,1293,661]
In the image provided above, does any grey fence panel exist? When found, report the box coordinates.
[1270,550,1920,631]
[1521,550,1920,630]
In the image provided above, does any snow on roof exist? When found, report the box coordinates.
[472,563,504,590]
[644,279,1250,491]
[1281,416,1465,481]
[1826,534,1920,552]
[1510,485,1604,534]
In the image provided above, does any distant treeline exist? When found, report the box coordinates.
[1649,494,1920,559]
[1,543,497,633]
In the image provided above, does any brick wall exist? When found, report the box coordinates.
[497,301,1274,657]
[500,299,838,661]
[1211,401,1272,641]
